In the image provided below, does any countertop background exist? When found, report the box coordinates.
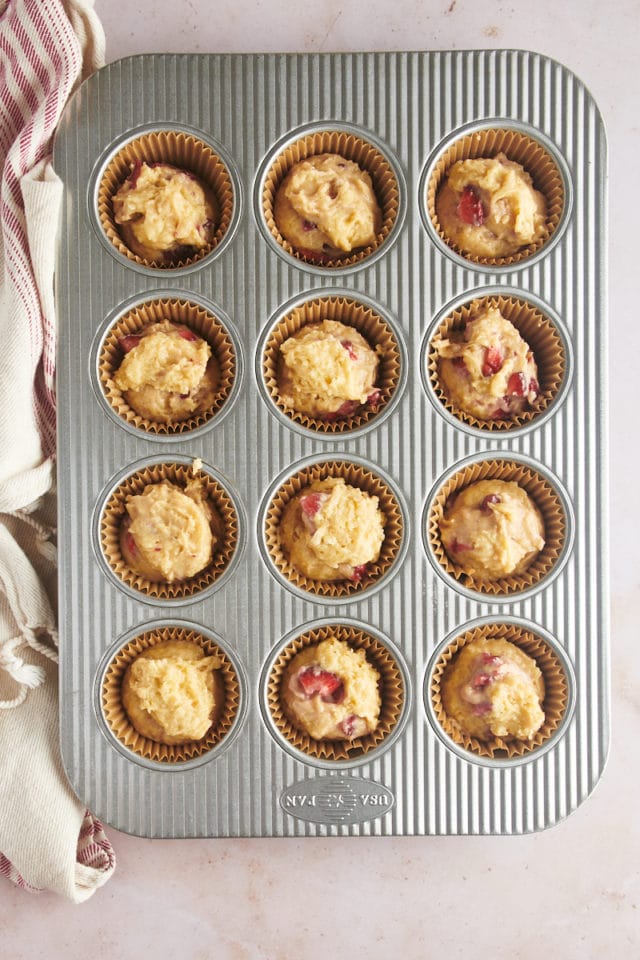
[3,1,638,956]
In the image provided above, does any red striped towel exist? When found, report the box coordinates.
[0,0,115,900]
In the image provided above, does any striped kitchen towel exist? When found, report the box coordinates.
[0,0,115,901]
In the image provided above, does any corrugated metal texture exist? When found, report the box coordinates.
[54,51,608,837]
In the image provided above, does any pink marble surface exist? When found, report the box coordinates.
[3,1,638,956]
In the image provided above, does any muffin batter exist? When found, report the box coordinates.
[279,476,385,582]
[120,479,216,582]
[113,160,216,262]
[436,306,539,420]
[274,153,382,259]
[441,637,545,741]
[283,636,381,740]
[114,320,219,423]
[122,640,222,745]
[436,152,546,258]
[439,479,545,580]
[278,319,380,419]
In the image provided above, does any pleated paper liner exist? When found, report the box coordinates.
[262,295,401,434]
[427,458,566,597]
[264,460,404,599]
[100,461,239,600]
[102,625,241,764]
[427,127,564,267]
[267,623,404,762]
[428,294,566,431]
[262,129,399,267]
[99,297,236,436]
[430,621,569,760]
[98,129,234,269]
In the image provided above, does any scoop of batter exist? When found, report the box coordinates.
[279,477,385,582]
[436,152,546,258]
[113,161,216,262]
[274,153,382,259]
[283,636,381,740]
[436,306,539,420]
[120,479,215,582]
[442,637,545,741]
[439,479,544,580]
[114,320,218,423]
[278,319,380,419]
[122,640,222,745]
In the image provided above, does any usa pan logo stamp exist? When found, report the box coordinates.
[280,776,395,825]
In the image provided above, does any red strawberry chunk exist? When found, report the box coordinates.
[529,377,539,396]
[300,492,324,518]
[350,564,367,582]
[450,538,471,553]
[507,372,527,397]
[480,493,501,513]
[482,347,504,377]
[340,714,361,738]
[471,701,493,716]
[457,184,486,226]
[128,159,142,188]
[119,335,141,353]
[480,654,502,667]
[471,672,492,689]
[367,388,381,409]
[298,667,345,703]
[123,531,137,556]
[340,340,358,361]
[177,326,200,342]
[451,356,468,374]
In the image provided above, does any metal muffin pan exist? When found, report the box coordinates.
[54,51,608,837]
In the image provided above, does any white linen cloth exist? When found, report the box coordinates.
[0,0,115,900]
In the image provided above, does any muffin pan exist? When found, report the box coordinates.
[54,51,608,837]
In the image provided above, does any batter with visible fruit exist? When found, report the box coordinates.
[278,318,381,420]
[441,637,545,742]
[283,636,381,740]
[436,305,539,421]
[114,319,219,423]
[278,476,385,583]
[436,152,546,258]
[439,479,545,581]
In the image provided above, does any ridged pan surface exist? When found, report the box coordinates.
[53,51,608,837]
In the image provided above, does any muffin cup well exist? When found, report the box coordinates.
[261,128,399,268]
[426,125,565,267]
[263,459,405,600]
[261,294,402,435]
[98,297,237,436]
[101,624,241,764]
[426,457,568,598]
[429,620,571,761]
[427,293,567,432]
[266,622,405,763]
[99,460,240,601]
[97,129,234,269]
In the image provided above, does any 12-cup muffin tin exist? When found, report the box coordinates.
[54,51,608,837]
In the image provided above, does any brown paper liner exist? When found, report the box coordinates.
[427,127,564,266]
[99,297,236,435]
[428,458,566,596]
[265,460,404,598]
[430,622,569,760]
[98,130,234,269]
[102,625,241,763]
[267,624,404,762]
[101,461,239,600]
[262,130,399,267]
[262,295,401,434]
[428,294,566,431]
